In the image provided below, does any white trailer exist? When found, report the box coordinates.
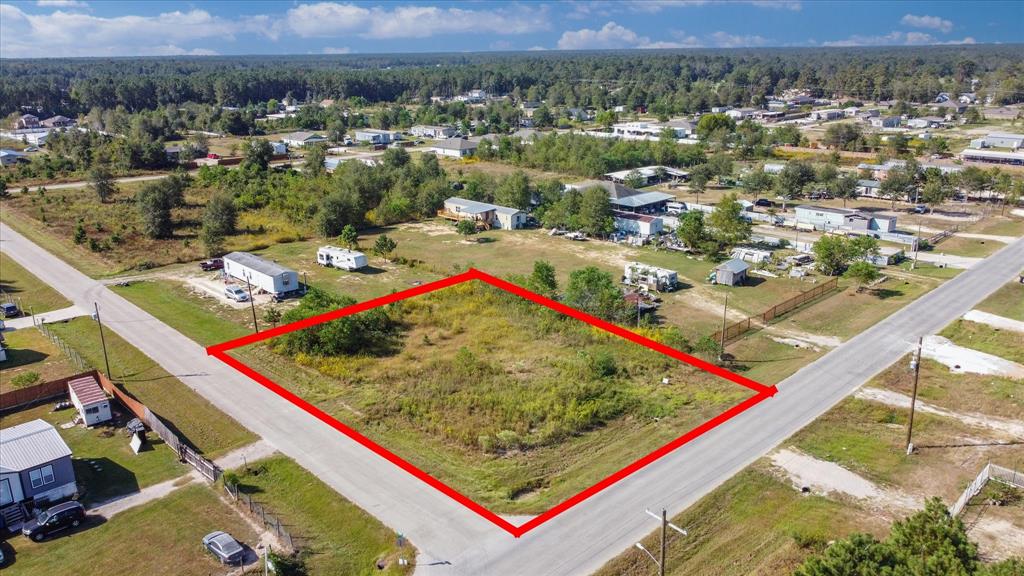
[316,246,368,271]
[623,262,679,292]
[223,251,300,296]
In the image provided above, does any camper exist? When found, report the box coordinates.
[623,262,679,292]
[317,246,368,271]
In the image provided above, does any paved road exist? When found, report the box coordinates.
[3,221,1022,575]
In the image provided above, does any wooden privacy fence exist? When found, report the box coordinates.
[950,463,1024,517]
[224,482,297,551]
[0,370,97,413]
[712,277,840,345]
[927,224,960,247]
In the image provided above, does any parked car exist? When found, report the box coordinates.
[22,501,86,542]
[1,302,20,318]
[200,258,223,271]
[754,198,774,207]
[224,285,249,302]
[913,204,928,214]
[203,531,245,565]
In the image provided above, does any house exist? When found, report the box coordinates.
[0,420,77,516]
[565,180,675,214]
[711,106,732,113]
[164,145,183,163]
[324,155,379,172]
[763,163,785,175]
[280,132,327,148]
[623,263,678,291]
[714,259,749,286]
[512,128,541,144]
[980,132,1024,150]
[959,149,1024,166]
[613,211,663,239]
[430,137,478,159]
[410,125,457,139]
[223,252,300,297]
[14,114,39,130]
[795,205,897,234]
[809,109,844,122]
[866,246,905,266]
[40,115,74,129]
[566,108,595,122]
[0,149,29,167]
[906,116,945,130]
[68,375,112,427]
[269,141,288,155]
[857,179,881,197]
[725,108,758,121]
[958,93,978,105]
[439,197,525,230]
[870,116,901,129]
[611,119,694,141]
[603,165,688,186]
[353,129,400,145]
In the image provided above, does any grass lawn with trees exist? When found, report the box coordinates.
[0,251,71,313]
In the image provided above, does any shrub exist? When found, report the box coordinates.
[11,371,41,387]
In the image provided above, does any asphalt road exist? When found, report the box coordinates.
[3,221,1022,575]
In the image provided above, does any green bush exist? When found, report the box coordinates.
[11,371,41,387]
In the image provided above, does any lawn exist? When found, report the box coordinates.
[46,317,255,458]
[0,251,71,313]
[931,235,1003,258]
[112,280,251,347]
[1,485,258,576]
[964,215,1024,238]
[940,318,1024,364]
[593,467,880,576]
[1,404,184,506]
[975,279,1024,321]
[230,456,415,575]
[235,280,752,513]
[0,328,77,388]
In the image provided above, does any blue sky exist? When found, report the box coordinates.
[1,1,1020,58]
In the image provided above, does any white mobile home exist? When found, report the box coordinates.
[223,252,300,296]
[440,197,526,230]
[410,125,457,139]
[612,211,663,238]
[317,246,368,271]
[354,129,401,144]
[67,375,111,427]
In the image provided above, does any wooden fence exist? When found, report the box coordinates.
[712,277,840,345]
[0,370,97,413]
[224,482,296,551]
[927,224,960,247]
[951,463,1024,517]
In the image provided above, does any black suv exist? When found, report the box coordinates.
[22,501,86,541]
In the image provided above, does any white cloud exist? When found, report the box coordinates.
[557,21,646,50]
[322,46,352,54]
[528,45,548,51]
[36,0,88,8]
[708,31,769,48]
[285,2,548,39]
[623,0,800,13]
[901,14,953,34]
[0,4,274,57]
[151,45,219,56]
[821,30,972,47]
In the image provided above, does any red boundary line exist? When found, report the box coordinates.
[207,268,777,538]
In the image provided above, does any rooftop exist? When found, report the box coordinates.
[281,131,325,142]
[68,374,107,406]
[716,259,750,274]
[0,419,72,473]
[433,137,478,151]
[224,251,297,277]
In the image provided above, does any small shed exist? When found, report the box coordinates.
[715,259,750,286]
[67,375,112,426]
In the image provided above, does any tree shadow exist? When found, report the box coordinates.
[358,266,387,275]
[869,288,904,300]
[1,348,50,370]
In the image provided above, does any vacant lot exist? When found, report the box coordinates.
[1,404,184,506]
[0,328,77,387]
[239,281,751,513]
[964,214,1024,237]
[112,280,251,347]
[1,485,258,575]
[0,251,70,313]
[975,279,1024,321]
[940,318,1024,364]
[47,317,255,458]
[231,457,415,575]
[933,235,1003,258]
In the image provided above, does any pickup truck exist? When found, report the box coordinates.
[199,258,224,271]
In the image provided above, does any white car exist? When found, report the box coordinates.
[224,285,249,302]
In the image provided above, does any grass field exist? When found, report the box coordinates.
[0,251,70,313]
[1,404,184,506]
[964,215,1024,237]
[932,235,1003,258]
[112,280,251,347]
[237,281,751,513]
[47,317,255,458]
[940,318,1024,365]
[975,279,1024,321]
[231,457,415,575]
[0,328,77,387]
[1,485,258,576]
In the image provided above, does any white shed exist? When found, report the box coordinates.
[223,252,300,296]
[67,374,112,426]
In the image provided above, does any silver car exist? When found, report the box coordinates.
[202,531,245,565]
[224,285,249,302]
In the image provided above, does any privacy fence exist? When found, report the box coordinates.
[0,370,94,413]
[712,277,840,345]
[224,482,297,551]
[950,463,1024,517]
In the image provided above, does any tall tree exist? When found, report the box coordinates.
[89,164,117,203]
[244,138,274,170]
[304,144,326,178]
[708,193,752,248]
[774,161,815,211]
[578,186,614,237]
[339,224,359,249]
[372,234,397,261]
[675,210,706,251]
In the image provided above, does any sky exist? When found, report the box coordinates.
[1,1,1021,58]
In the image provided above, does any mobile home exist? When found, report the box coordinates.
[223,252,300,297]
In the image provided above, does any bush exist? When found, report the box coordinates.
[11,371,41,387]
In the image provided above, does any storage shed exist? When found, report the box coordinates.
[714,259,750,286]
[67,375,112,426]
[223,252,300,297]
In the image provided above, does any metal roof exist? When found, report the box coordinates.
[224,252,297,278]
[611,191,675,208]
[0,419,72,473]
[433,137,478,151]
[445,197,497,214]
[281,131,325,142]
[68,375,107,406]
[716,259,750,274]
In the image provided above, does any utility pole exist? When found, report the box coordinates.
[246,277,259,333]
[906,336,922,454]
[719,294,729,362]
[913,219,923,268]
[94,302,112,379]
[636,509,687,576]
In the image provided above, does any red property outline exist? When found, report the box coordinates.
[207,268,777,538]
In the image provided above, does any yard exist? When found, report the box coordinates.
[46,317,255,458]
[0,251,70,313]
[964,214,1024,238]
[0,485,258,575]
[0,328,77,388]
[931,235,1004,258]
[940,318,1024,365]
[975,278,1024,321]
[1,403,184,506]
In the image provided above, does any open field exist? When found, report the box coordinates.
[964,215,1024,237]
[1,403,184,506]
[237,281,752,513]
[932,235,1004,258]
[112,280,251,347]
[47,317,255,458]
[0,484,258,575]
[976,279,1024,321]
[231,456,415,575]
[0,328,77,387]
[0,251,71,313]
[940,318,1024,365]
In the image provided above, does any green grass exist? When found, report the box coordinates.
[231,457,414,575]
[112,281,250,347]
[931,235,1002,258]
[1,404,184,506]
[0,328,76,387]
[898,260,964,279]
[976,279,1024,322]
[46,317,255,458]
[726,332,826,385]
[594,467,877,576]
[2,203,119,278]
[964,215,1024,238]
[0,251,71,312]
[1,485,258,575]
[940,319,1024,364]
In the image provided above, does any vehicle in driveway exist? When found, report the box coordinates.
[203,531,245,565]
[1,302,20,318]
[200,258,224,271]
[22,501,86,542]
[755,198,774,207]
[224,285,249,302]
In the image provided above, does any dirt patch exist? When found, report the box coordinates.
[963,309,1024,334]
[922,335,1024,379]
[401,221,458,237]
[855,387,1024,439]
[967,513,1024,562]
[765,326,843,350]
